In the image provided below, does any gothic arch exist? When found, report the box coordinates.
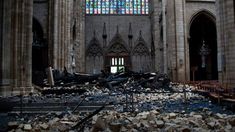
[105,30,131,73]
[86,37,103,57]
[33,17,44,46]
[132,33,150,56]
[32,17,48,85]
[188,10,218,81]
[107,33,129,55]
[86,34,104,74]
[132,31,151,72]
[188,10,216,38]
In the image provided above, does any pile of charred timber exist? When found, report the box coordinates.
[39,67,171,95]
[184,80,235,105]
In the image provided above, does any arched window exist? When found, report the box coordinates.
[86,0,149,15]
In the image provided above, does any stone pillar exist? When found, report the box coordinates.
[11,0,33,95]
[175,0,187,81]
[166,0,177,80]
[216,0,235,87]
[0,0,33,96]
[0,0,3,86]
[74,0,86,73]
[51,0,73,71]
[166,0,187,82]
[1,0,11,96]
[162,0,167,74]
[152,0,163,73]
[48,0,55,67]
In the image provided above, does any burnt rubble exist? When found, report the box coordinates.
[1,70,235,131]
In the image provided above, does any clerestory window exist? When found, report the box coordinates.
[86,0,149,15]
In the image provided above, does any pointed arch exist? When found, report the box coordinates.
[86,35,104,74]
[107,33,129,55]
[132,31,151,72]
[188,10,218,81]
[33,17,45,47]
[132,33,150,56]
[105,30,131,73]
[188,10,216,38]
[32,17,48,85]
[86,37,103,57]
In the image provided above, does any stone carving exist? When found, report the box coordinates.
[108,26,129,54]
[86,37,103,57]
[133,31,150,56]
[108,42,128,54]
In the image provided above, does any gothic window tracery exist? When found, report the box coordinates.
[86,38,103,57]
[133,42,149,55]
[133,31,150,56]
[86,0,149,15]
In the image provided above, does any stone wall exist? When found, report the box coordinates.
[85,15,152,73]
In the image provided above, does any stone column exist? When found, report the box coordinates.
[51,0,73,71]
[174,0,187,81]
[74,0,86,73]
[216,0,235,87]
[0,0,33,96]
[48,0,55,67]
[162,0,167,74]
[152,0,163,73]
[166,0,187,82]
[1,0,11,96]
[166,0,177,80]
[11,0,33,95]
[0,0,3,86]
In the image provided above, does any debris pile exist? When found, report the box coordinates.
[1,70,235,131]
[42,69,171,94]
[6,108,235,131]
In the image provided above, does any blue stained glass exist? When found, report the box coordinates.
[102,0,106,14]
[137,0,141,14]
[86,0,148,15]
[110,0,114,14]
[86,0,90,14]
[130,0,133,14]
[90,0,93,14]
[106,0,109,14]
[98,0,101,14]
[126,0,130,14]
[94,0,98,14]
[145,0,149,14]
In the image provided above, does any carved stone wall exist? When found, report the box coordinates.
[85,15,152,72]
[86,34,104,74]
[132,32,151,72]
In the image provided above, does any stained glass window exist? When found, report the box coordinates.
[86,0,149,15]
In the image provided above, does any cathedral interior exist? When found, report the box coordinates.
[0,0,235,131]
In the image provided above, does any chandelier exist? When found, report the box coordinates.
[199,40,210,68]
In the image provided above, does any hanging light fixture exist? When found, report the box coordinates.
[199,40,210,68]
